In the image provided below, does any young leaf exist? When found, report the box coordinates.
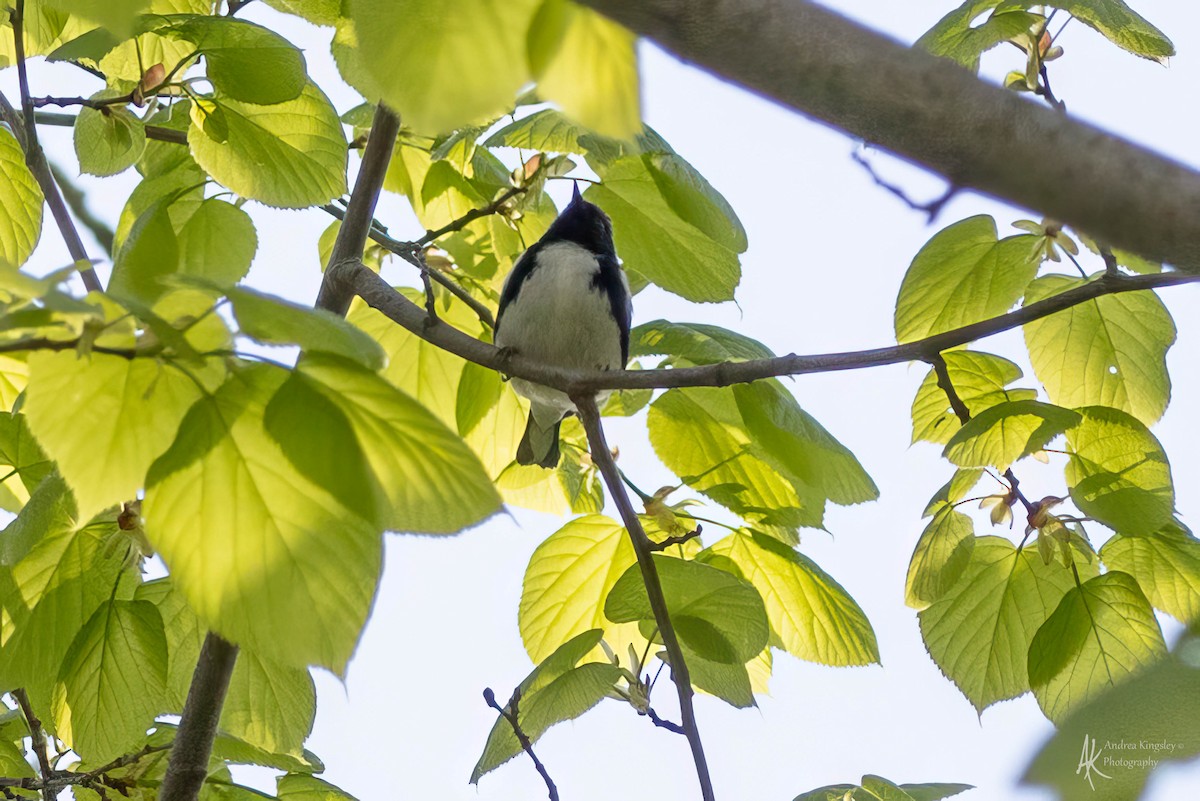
[52,599,169,763]
[605,554,769,665]
[1055,0,1174,63]
[1028,571,1166,723]
[0,126,44,268]
[350,0,539,134]
[705,531,879,666]
[917,4,1042,70]
[942,400,1080,472]
[894,215,1040,343]
[144,363,384,672]
[1024,274,1176,425]
[227,287,385,370]
[24,352,204,523]
[471,630,621,782]
[39,0,149,38]
[1101,523,1200,624]
[278,774,360,801]
[165,16,307,105]
[188,82,348,208]
[906,508,975,610]
[0,412,52,511]
[910,351,1036,445]
[176,198,258,285]
[676,641,756,708]
[73,93,147,177]
[269,353,502,534]
[734,380,878,506]
[527,0,641,139]
[96,0,210,84]
[519,515,638,662]
[1065,405,1174,536]
[918,537,1091,713]
[261,0,340,27]
[631,319,775,364]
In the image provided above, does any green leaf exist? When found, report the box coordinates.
[734,381,878,506]
[52,599,169,762]
[631,320,775,365]
[25,352,204,522]
[1024,273,1176,425]
[917,4,1042,70]
[261,0,340,26]
[188,82,348,208]
[1101,523,1200,623]
[94,0,210,83]
[144,364,383,672]
[605,554,769,664]
[40,0,149,37]
[1065,405,1174,535]
[677,642,755,708]
[922,468,984,518]
[471,630,621,782]
[110,195,181,302]
[270,353,501,534]
[0,412,53,511]
[350,0,540,134]
[895,782,975,801]
[176,199,258,285]
[227,287,385,370]
[1055,0,1174,63]
[527,0,640,139]
[649,387,826,534]
[277,774,359,801]
[943,400,1080,472]
[911,351,1037,445]
[586,155,743,302]
[0,739,33,779]
[894,215,1040,343]
[1028,571,1166,723]
[706,531,879,666]
[519,515,638,662]
[0,126,43,268]
[73,93,146,177]
[0,479,128,705]
[1023,644,1200,801]
[918,537,1088,713]
[484,107,591,153]
[166,16,307,105]
[906,508,975,610]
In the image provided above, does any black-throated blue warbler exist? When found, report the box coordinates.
[494,183,632,468]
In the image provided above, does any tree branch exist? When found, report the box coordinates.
[13,689,54,792]
[337,258,1200,394]
[571,394,715,801]
[49,162,116,254]
[157,633,238,801]
[482,688,558,801]
[579,0,1200,273]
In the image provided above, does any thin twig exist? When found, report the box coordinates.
[572,394,715,801]
[483,688,559,801]
[644,706,686,734]
[13,689,54,789]
[647,525,703,552]
[12,0,37,148]
[29,93,133,109]
[415,186,526,246]
[851,149,957,221]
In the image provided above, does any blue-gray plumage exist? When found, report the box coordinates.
[494,184,632,468]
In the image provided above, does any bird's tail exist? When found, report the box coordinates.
[517,411,563,468]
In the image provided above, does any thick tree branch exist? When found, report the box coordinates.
[579,0,1200,273]
[482,688,558,801]
[338,258,1199,393]
[573,394,714,800]
[158,633,238,801]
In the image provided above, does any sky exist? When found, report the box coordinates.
[5,1,1200,800]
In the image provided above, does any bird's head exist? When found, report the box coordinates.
[543,182,615,256]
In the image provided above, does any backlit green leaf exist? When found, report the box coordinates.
[527,0,640,139]
[40,0,149,37]
[0,126,43,268]
[1028,571,1166,723]
[606,554,769,664]
[350,0,539,134]
[1065,406,1174,535]
[911,351,1037,445]
[519,515,638,662]
[166,16,307,105]
[917,4,1042,70]
[706,531,878,666]
[144,364,383,672]
[632,320,775,365]
[1024,273,1175,425]
[176,198,258,285]
[228,286,385,370]
[278,774,360,801]
[678,642,755,708]
[0,412,52,511]
[261,0,339,26]
[52,599,168,762]
[1056,0,1174,62]
[25,352,203,522]
[73,93,146,177]
[1101,523,1200,623]
[943,400,1080,472]
[919,537,1088,713]
[906,508,975,610]
[894,215,1040,343]
[188,82,347,208]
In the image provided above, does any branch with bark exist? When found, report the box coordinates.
[483,688,559,801]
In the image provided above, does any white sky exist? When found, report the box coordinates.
[6,1,1200,800]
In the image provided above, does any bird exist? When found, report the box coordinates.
[494,183,632,468]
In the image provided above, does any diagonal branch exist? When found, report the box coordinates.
[336,257,1200,394]
[482,688,558,801]
[13,689,54,791]
[572,394,715,801]
[579,0,1200,273]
